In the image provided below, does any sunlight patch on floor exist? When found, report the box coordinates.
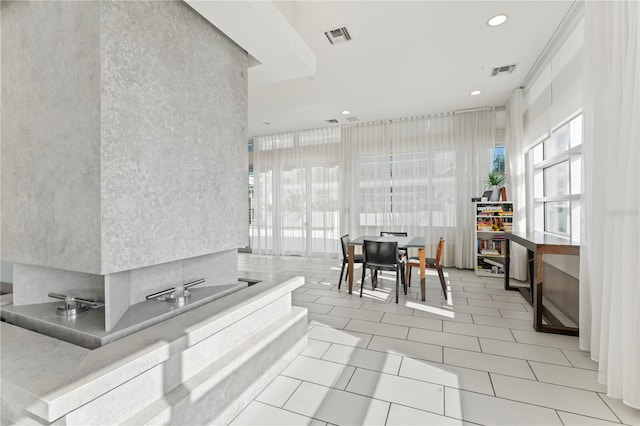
[405,301,456,318]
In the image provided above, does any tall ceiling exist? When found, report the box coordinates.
[207,1,576,138]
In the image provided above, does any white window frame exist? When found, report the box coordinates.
[528,112,582,241]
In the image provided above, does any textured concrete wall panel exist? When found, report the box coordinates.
[100,1,248,273]
[1,1,102,273]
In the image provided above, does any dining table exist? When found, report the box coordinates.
[347,236,428,301]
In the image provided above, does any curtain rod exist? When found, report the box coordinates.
[254,105,497,139]
[520,0,583,89]
[344,105,496,128]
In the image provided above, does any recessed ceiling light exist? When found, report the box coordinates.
[470,90,482,96]
[342,110,350,115]
[487,14,508,27]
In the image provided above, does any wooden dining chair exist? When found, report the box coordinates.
[338,234,363,289]
[405,237,447,299]
[361,239,406,303]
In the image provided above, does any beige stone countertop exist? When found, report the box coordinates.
[0,275,304,422]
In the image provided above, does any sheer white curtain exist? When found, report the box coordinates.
[342,110,495,267]
[581,1,640,409]
[453,109,496,269]
[254,110,497,265]
[505,89,528,281]
[342,121,393,236]
[253,127,341,257]
[387,115,456,263]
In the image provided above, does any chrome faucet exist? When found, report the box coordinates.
[48,292,105,316]
[145,278,206,305]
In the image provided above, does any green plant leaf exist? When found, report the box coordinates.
[486,170,508,187]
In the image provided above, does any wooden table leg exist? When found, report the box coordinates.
[533,253,544,331]
[504,238,511,290]
[348,244,355,294]
[419,247,426,302]
[527,249,535,303]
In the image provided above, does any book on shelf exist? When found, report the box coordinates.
[476,258,505,274]
[474,201,513,276]
[477,207,503,213]
[483,257,504,268]
[480,249,500,255]
[477,238,506,255]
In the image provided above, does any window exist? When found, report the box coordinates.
[530,114,582,241]
[356,149,456,229]
[493,146,506,173]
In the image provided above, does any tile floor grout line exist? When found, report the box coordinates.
[441,382,447,420]
[527,360,544,383]
[554,408,568,425]
[342,365,358,391]
[558,344,574,366]
[448,345,582,369]
[443,318,534,334]
[558,348,598,370]
[526,359,540,381]
[558,406,634,425]
[279,378,305,409]
[316,341,333,359]
[476,332,575,349]
[279,370,353,394]
[596,391,625,424]
[315,355,406,378]
[489,369,624,398]
[233,378,315,424]
[335,383,452,421]
[490,391,622,424]
[383,399,392,426]
[256,392,333,425]
[396,355,405,377]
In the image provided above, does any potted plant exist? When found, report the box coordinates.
[486,170,507,201]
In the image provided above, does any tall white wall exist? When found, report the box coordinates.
[522,7,584,279]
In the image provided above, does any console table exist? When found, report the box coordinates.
[504,231,580,336]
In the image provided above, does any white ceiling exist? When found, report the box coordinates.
[194,1,576,138]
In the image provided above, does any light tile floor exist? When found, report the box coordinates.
[231,254,640,426]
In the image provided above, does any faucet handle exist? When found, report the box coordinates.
[48,292,105,316]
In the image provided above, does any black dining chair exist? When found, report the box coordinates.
[361,239,406,303]
[380,231,408,258]
[338,234,363,289]
[406,237,447,299]
[380,231,408,237]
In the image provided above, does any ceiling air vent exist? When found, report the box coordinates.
[325,119,339,124]
[325,27,352,45]
[346,117,359,122]
[490,64,517,77]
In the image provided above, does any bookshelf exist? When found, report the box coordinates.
[474,201,513,277]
